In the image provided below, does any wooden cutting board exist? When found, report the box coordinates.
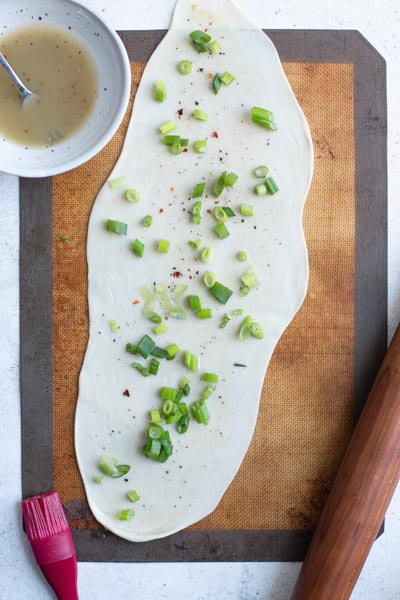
[20,29,387,562]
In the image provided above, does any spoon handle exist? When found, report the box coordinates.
[0,51,32,100]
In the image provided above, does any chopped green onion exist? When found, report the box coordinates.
[193,109,208,121]
[189,30,212,44]
[240,204,254,217]
[161,135,180,146]
[159,120,177,135]
[178,59,193,75]
[148,423,164,439]
[142,215,153,228]
[203,271,216,288]
[182,383,191,397]
[126,343,138,355]
[193,41,208,53]
[220,71,235,85]
[209,40,221,54]
[250,322,264,339]
[119,509,134,521]
[188,295,202,311]
[143,438,161,460]
[191,399,210,425]
[150,409,161,423]
[239,315,253,341]
[143,426,173,462]
[254,183,267,196]
[136,334,156,359]
[125,189,140,203]
[192,201,203,225]
[177,413,190,434]
[153,323,168,335]
[132,362,150,377]
[209,281,233,304]
[203,372,219,383]
[99,456,118,476]
[193,183,205,198]
[222,206,236,217]
[147,312,162,324]
[179,402,188,415]
[166,343,180,360]
[236,251,248,262]
[108,176,128,190]
[155,80,167,102]
[253,165,269,178]
[127,490,140,503]
[155,283,173,311]
[109,320,118,333]
[112,464,130,478]
[226,172,239,187]
[188,238,202,249]
[214,222,230,239]
[162,399,175,416]
[197,308,212,319]
[184,350,199,372]
[200,384,216,400]
[94,476,104,484]
[213,171,227,197]
[151,346,168,358]
[158,239,170,254]
[213,73,222,95]
[214,206,228,223]
[174,283,188,304]
[241,270,260,290]
[251,106,277,130]
[166,412,182,424]
[220,313,231,328]
[170,307,187,320]
[149,358,160,375]
[200,246,213,263]
[160,387,179,402]
[240,285,250,297]
[132,239,145,258]
[265,177,279,195]
[171,143,183,155]
[179,138,189,147]
[234,362,247,367]
[194,140,207,153]
[106,219,127,235]
[179,376,191,391]
[232,308,244,317]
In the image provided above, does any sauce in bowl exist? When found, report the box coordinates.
[0,24,98,147]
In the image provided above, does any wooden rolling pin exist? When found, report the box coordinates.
[291,324,400,600]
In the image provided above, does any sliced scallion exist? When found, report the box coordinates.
[126,343,138,355]
[160,387,179,402]
[184,350,199,372]
[203,372,219,383]
[226,172,239,187]
[188,238,202,249]
[241,270,260,290]
[171,143,183,155]
[220,71,235,85]
[127,490,140,503]
[110,320,118,333]
[188,295,202,311]
[178,60,193,75]
[192,201,203,225]
[170,307,187,320]
[240,204,254,217]
[151,346,168,358]
[213,73,222,95]
[99,456,118,477]
[125,189,140,203]
[250,322,264,339]
[106,219,127,235]
[193,183,205,198]
[136,335,156,359]
[253,165,269,178]
[143,426,173,462]
[222,206,236,217]
[214,222,230,239]
[200,384,216,400]
[203,271,216,288]
[108,176,128,190]
[194,140,207,153]
[158,239,170,254]
[209,281,233,304]
[147,312,162,323]
[200,246,213,263]
[236,251,248,262]
[250,106,277,130]
[240,285,250,297]
[160,120,177,135]
[149,358,160,375]
[254,183,267,197]
[162,135,180,146]
[193,109,208,121]
[213,171,227,197]
[197,308,212,319]
[220,313,230,328]
[119,509,134,521]
[150,409,162,423]
[239,315,253,341]
[189,30,211,45]
[166,343,180,360]
[214,206,228,223]
[265,177,279,195]
[191,399,210,425]
[208,40,221,54]
[132,362,150,377]
[94,476,104,484]
[177,413,190,434]
[132,239,144,258]
[153,323,168,335]
[232,308,244,317]
[142,215,153,227]
[155,80,167,102]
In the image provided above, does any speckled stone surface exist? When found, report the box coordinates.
[1,1,400,598]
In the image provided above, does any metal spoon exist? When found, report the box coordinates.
[0,51,37,105]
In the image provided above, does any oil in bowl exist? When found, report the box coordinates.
[0,24,98,147]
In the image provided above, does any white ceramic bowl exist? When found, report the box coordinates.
[0,0,131,177]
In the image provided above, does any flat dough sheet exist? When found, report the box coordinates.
[75,0,313,541]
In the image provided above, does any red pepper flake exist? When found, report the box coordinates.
[123,389,130,397]
[183,148,188,153]
[214,200,219,205]
[207,209,212,214]
[132,299,140,305]
[170,187,175,191]
[159,208,164,213]
[211,131,219,138]
[172,271,182,278]
[204,28,208,32]
[207,73,213,79]
[177,109,184,117]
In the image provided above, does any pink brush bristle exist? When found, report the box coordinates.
[22,492,68,542]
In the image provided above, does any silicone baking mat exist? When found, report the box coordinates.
[20,30,387,561]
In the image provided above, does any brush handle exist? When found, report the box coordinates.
[31,530,78,600]
[290,324,400,600]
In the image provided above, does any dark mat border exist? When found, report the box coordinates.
[20,30,387,562]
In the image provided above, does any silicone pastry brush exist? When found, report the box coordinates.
[21,491,79,600]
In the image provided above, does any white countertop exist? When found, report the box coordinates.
[1,0,400,598]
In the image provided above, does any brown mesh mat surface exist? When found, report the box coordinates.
[53,60,354,531]
[20,30,387,562]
